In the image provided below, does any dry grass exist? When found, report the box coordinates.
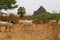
[0,23,60,40]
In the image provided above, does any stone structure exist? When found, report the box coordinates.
[34,6,46,15]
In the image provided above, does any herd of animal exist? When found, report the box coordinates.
[0,19,60,32]
[0,20,34,32]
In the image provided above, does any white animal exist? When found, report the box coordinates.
[0,21,13,32]
[0,21,12,26]
[49,20,57,23]
[23,20,33,24]
[19,20,33,24]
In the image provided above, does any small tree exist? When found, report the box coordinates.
[17,7,25,17]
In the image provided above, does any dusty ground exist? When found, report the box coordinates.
[0,23,60,40]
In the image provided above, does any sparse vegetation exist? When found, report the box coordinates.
[30,12,60,23]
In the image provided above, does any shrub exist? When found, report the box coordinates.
[8,14,20,24]
[30,13,60,23]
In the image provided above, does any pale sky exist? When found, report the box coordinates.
[2,0,60,15]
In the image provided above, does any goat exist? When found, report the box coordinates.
[0,21,13,32]
[19,20,33,24]
[19,20,33,29]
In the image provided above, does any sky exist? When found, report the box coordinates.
[2,0,60,15]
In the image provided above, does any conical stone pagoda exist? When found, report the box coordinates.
[34,6,47,15]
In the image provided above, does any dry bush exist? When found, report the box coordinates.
[19,16,30,20]
[8,14,20,24]
[0,13,20,24]
[0,16,9,21]
[32,19,41,24]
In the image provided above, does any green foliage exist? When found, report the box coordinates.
[30,13,60,23]
[0,0,18,10]
[17,7,25,17]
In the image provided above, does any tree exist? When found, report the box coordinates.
[0,0,18,10]
[17,7,25,17]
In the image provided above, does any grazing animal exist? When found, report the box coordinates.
[49,20,57,23]
[19,20,33,24]
[19,20,33,29]
[0,21,13,32]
